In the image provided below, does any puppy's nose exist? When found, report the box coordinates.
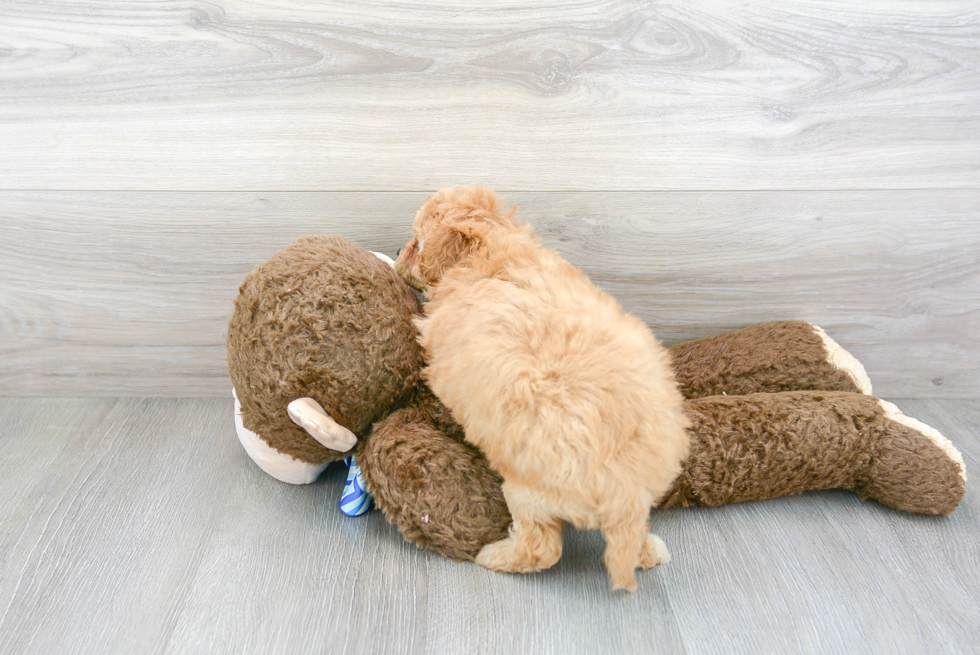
[396,247,403,257]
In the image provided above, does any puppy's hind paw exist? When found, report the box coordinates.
[476,537,522,572]
[476,537,557,574]
[609,570,639,592]
[639,533,671,569]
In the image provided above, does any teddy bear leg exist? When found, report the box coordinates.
[860,400,966,515]
[233,389,329,484]
[661,391,881,508]
[667,321,872,398]
[659,391,966,515]
[811,325,872,394]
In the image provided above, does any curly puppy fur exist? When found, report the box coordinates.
[395,185,691,591]
[228,236,424,464]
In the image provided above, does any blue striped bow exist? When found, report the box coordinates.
[339,455,373,517]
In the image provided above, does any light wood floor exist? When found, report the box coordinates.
[0,397,977,655]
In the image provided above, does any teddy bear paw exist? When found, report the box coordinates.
[811,324,873,394]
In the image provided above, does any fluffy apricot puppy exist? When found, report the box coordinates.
[396,186,690,591]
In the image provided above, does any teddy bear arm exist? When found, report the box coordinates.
[357,404,511,561]
[659,391,965,515]
[667,321,872,399]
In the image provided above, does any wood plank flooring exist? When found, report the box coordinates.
[0,397,976,655]
[0,399,242,655]
[2,190,978,397]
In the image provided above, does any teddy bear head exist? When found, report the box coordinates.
[227,236,423,465]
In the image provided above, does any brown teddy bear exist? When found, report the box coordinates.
[227,236,966,561]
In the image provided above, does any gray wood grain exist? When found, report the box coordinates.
[165,468,687,655]
[0,398,976,654]
[876,399,980,650]
[1,1,978,190]
[1,190,977,397]
[0,398,244,655]
[0,397,104,620]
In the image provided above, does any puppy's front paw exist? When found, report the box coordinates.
[639,533,671,569]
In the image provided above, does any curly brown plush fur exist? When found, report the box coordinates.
[670,321,867,398]
[359,389,511,561]
[227,235,966,566]
[663,391,965,516]
[365,389,967,562]
[227,236,423,465]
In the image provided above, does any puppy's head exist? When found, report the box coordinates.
[396,185,515,291]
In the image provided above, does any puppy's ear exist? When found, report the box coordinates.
[448,185,516,230]
[419,219,481,284]
[448,217,489,241]
[414,185,517,286]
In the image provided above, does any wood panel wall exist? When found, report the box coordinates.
[2,191,977,397]
[1,1,977,396]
